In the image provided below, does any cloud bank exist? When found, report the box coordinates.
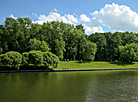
[10,3,138,34]
[32,11,78,25]
[91,3,138,32]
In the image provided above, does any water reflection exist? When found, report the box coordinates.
[0,71,138,102]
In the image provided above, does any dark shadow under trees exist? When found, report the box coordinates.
[109,61,135,66]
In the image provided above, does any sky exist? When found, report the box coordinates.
[1,0,138,34]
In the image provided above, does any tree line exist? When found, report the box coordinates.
[0,17,138,68]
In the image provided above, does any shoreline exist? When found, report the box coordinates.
[1,68,138,73]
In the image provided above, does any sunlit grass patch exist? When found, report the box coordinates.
[53,61,138,70]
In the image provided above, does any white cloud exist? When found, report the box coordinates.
[39,12,60,21]
[60,16,72,24]
[65,14,78,23]
[34,12,61,24]
[91,3,138,32]
[34,11,78,25]
[31,9,105,34]
[85,19,102,27]
[85,26,104,33]
[79,14,102,33]
[10,14,17,19]
[79,14,90,22]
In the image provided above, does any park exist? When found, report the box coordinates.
[1,17,138,102]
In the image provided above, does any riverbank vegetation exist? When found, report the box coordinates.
[0,51,59,70]
[1,17,138,70]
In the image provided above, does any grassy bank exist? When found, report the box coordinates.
[53,61,138,70]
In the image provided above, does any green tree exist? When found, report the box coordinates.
[39,40,49,52]
[67,30,78,60]
[28,38,40,50]
[104,32,112,60]
[60,22,78,60]
[119,43,138,62]
[89,33,106,60]
[122,32,137,45]
[42,21,65,59]
[0,25,7,54]
[28,38,49,52]
[110,32,122,60]
[82,41,97,60]
[55,38,65,59]
[75,24,85,34]
[17,17,32,52]
[5,18,20,51]
[75,29,87,60]
[30,23,42,40]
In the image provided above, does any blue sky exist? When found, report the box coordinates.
[1,0,138,34]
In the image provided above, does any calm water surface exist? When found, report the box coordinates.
[0,71,138,102]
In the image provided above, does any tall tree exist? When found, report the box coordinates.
[0,25,8,54]
[28,38,49,52]
[60,22,78,60]
[121,31,137,46]
[75,24,85,34]
[104,32,112,60]
[5,18,20,51]
[89,33,106,60]
[30,23,42,40]
[75,29,87,60]
[42,21,65,60]
[111,32,122,60]
[17,17,32,52]
[82,41,97,61]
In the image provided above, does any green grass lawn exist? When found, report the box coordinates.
[53,60,138,70]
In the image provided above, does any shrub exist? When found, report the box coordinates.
[22,52,29,65]
[29,50,43,67]
[0,51,22,70]
[43,52,59,68]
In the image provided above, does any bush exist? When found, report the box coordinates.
[0,50,59,70]
[0,54,10,67]
[43,52,50,68]
[50,52,60,68]
[22,52,29,65]
[29,50,43,67]
[0,51,22,70]
[43,52,59,68]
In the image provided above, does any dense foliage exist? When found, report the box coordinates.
[28,50,43,67]
[0,17,138,69]
[0,51,22,70]
[43,52,59,68]
[0,50,59,70]
[119,43,138,62]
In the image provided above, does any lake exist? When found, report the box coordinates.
[0,70,138,102]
